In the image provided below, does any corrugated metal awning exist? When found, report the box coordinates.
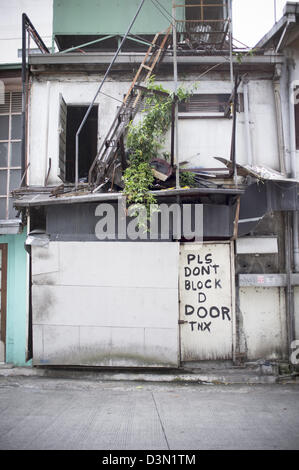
[13,187,244,208]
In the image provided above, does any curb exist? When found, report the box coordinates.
[0,366,282,385]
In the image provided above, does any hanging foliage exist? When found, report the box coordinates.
[123,78,191,213]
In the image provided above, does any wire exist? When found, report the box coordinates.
[127,33,159,49]
[232,37,251,49]
[154,0,176,24]
[197,62,224,79]
[99,91,123,104]
[150,0,175,26]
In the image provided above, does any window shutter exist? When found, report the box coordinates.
[58,94,67,182]
[178,94,231,114]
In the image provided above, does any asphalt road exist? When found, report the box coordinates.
[0,376,298,450]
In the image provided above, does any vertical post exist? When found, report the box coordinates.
[230,74,238,182]
[172,0,180,189]
[243,79,253,166]
[170,100,175,168]
[21,13,27,187]
[285,212,295,355]
[44,81,51,185]
[294,211,299,272]
[228,0,234,88]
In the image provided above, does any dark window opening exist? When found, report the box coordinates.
[59,103,98,183]
[185,0,224,21]
[29,207,46,232]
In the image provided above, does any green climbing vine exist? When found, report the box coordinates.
[179,171,196,188]
[123,77,192,213]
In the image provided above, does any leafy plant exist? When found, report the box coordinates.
[123,162,156,209]
[233,48,256,65]
[179,171,196,188]
[123,78,191,215]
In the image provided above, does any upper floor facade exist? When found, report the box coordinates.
[9,1,299,196]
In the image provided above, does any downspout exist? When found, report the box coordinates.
[243,79,253,166]
[21,13,27,187]
[285,212,295,357]
[294,212,299,273]
[228,0,234,88]
[288,60,299,272]
[279,59,291,175]
[44,81,51,185]
[273,65,287,175]
[288,61,297,178]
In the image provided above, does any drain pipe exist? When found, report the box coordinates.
[288,68,297,179]
[75,0,146,190]
[243,79,253,166]
[279,60,291,175]
[288,61,299,273]
[273,65,287,175]
[21,14,27,186]
[294,212,299,272]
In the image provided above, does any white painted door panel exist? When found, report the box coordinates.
[179,243,234,361]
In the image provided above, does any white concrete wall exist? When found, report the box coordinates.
[29,78,126,185]
[0,0,53,65]
[32,241,180,367]
[239,287,288,360]
[247,80,280,170]
[28,75,282,186]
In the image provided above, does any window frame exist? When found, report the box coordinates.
[0,91,22,221]
[178,92,243,119]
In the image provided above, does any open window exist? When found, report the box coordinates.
[58,95,98,183]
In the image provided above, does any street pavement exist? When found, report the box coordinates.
[0,376,298,450]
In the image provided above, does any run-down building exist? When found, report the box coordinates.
[9,0,299,370]
[0,1,52,366]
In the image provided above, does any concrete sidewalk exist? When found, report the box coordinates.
[0,376,298,450]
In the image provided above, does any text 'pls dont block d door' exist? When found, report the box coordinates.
[179,243,235,362]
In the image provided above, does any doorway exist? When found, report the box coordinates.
[179,242,235,362]
[58,95,98,183]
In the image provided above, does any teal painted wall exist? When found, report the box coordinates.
[53,0,185,36]
[0,229,30,366]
